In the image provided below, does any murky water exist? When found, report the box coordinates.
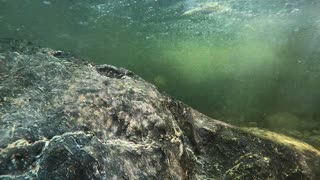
[1,0,320,147]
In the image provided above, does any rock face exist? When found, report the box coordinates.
[0,40,319,179]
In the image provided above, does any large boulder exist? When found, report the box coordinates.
[0,40,319,179]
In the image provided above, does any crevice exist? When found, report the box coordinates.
[163,96,200,179]
[96,64,137,79]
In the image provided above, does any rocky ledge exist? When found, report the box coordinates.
[0,40,319,179]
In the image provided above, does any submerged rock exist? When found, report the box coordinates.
[266,112,301,130]
[0,40,319,179]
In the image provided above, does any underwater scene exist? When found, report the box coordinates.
[2,0,320,179]
[1,0,320,149]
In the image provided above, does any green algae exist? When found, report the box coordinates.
[241,127,320,155]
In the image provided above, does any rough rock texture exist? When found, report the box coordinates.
[0,40,320,179]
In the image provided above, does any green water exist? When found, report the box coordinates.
[1,0,320,147]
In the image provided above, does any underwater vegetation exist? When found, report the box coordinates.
[1,0,320,148]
